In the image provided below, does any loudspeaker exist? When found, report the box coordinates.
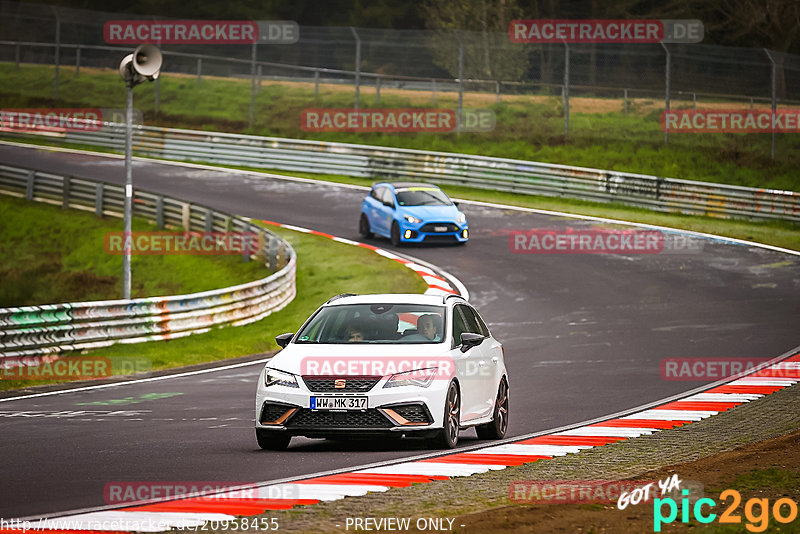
[119,44,162,86]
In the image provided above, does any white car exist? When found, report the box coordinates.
[255,293,508,450]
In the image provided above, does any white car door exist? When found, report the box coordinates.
[451,304,491,422]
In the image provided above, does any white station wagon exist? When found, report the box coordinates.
[255,293,508,449]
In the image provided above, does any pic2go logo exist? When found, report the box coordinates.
[654,489,798,532]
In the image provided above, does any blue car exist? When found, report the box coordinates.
[359,182,469,246]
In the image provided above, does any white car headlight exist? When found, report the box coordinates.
[383,367,438,388]
[403,214,422,224]
[456,212,467,224]
[264,368,299,388]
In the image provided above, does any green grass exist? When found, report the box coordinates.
[0,195,266,305]
[2,62,798,191]
[0,218,427,391]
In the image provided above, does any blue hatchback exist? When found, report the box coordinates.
[359,182,469,246]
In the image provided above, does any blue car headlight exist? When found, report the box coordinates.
[456,212,467,224]
[403,214,423,224]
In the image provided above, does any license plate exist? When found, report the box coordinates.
[310,396,367,410]
[434,226,448,232]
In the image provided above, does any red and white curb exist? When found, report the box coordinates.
[8,351,798,533]
[261,220,467,298]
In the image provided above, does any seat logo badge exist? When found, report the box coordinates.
[334,379,346,389]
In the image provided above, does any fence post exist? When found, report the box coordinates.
[563,42,570,139]
[205,209,214,233]
[249,42,257,129]
[456,32,463,136]
[314,69,319,96]
[95,182,103,217]
[76,45,80,75]
[350,27,361,111]
[495,81,500,103]
[196,57,202,85]
[156,196,164,228]
[26,170,35,200]
[692,92,696,110]
[62,176,70,210]
[155,75,160,115]
[764,48,777,160]
[623,88,628,114]
[376,76,381,104]
[431,78,437,105]
[661,43,671,143]
[257,64,262,91]
[52,6,61,99]
[15,42,20,70]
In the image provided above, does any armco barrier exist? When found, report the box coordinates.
[3,125,798,222]
[0,164,296,361]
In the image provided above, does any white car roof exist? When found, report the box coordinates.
[324,293,461,307]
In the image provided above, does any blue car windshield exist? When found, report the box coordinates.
[395,188,451,206]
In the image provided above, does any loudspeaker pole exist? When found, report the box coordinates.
[123,82,133,299]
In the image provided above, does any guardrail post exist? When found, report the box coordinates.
[350,27,361,111]
[656,177,664,201]
[197,58,202,85]
[563,43,570,139]
[15,42,21,70]
[205,209,213,233]
[95,182,103,216]
[181,203,191,232]
[269,235,278,271]
[62,176,70,209]
[376,76,381,104]
[25,170,35,200]
[662,43,671,143]
[155,196,164,228]
[76,46,81,75]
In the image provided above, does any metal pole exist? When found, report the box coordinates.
[623,88,628,114]
[431,78,437,104]
[764,48,777,160]
[692,92,696,110]
[376,76,381,104]
[249,42,256,129]
[155,75,160,115]
[350,27,361,111]
[123,84,133,300]
[76,46,80,75]
[662,43,670,143]
[52,7,60,99]
[457,33,463,136]
[196,58,202,85]
[495,81,500,103]
[257,65,262,91]
[563,43,569,139]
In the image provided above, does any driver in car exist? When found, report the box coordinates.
[417,314,441,341]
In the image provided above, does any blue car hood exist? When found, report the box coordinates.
[400,204,460,221]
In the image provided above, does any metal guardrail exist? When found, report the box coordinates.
[0,164,296,361]
[3,125,798,222]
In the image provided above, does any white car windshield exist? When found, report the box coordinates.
[295,303,445,344]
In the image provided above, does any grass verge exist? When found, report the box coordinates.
[1,63,798,191]
[0,212,427,392]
